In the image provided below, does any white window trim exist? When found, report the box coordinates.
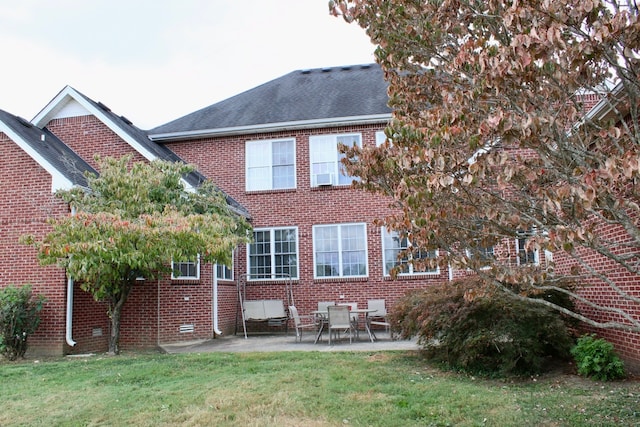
[375,130,387,147]
[245,138,296,191]
[247,226,299,281]
[381,227,439,276]
[313,222,369,279]
[309,133,361,187]
[172,255,201,280]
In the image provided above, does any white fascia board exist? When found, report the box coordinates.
[33,87,159,162]
[0,123,73,192]
[581,82,625,123]
[149,114,392,142]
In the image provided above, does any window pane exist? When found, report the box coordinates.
[272,140,295,189]
[337,135,360,185]
[341,224,365,251]
[382,227,436,275]
[273,165,295,189]
[246,166,271,191]
[249,228,298,280]
[315,224,367,278]
[246,139,295,191]
[342,250,366,276]
[272,140,294,166]
[249,230,271,279]
[310,136,337,184]
[216,263,232,280]
[274,228,298,278]
[517,229,536,265]
[316,252,339,277]
[172,258,199,280]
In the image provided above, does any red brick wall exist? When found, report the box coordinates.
[46,115,147,169]
[68,282,109,354]
[119,279,159,348]
[165,124,450,328]
[553,216,640,371]
[157,264,215,343]
[0,132,70,355]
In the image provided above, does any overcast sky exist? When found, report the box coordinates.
[0,1,376,129]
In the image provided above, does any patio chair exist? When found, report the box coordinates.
[338,302,360,338]
[327,305,354,345]
[368,299,392,336]
[288,306,318,343]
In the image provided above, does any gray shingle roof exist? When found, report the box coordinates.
[149,63,391,136]
[68,88,250,218]
[0,108,97,188]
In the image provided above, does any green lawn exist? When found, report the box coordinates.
[1,350,638,426]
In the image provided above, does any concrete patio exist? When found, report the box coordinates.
[160,331,419,354]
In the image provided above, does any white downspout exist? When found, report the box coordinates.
[212,264,223,336]
[65,276,76,347]
[65,204,77,347]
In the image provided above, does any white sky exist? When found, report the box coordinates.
[0,1,376,129]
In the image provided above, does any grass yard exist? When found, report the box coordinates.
[1,350,639,426]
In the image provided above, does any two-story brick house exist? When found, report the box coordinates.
[148,63,452,336]
[1,63,638,370]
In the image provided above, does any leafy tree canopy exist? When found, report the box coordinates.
[23,155,251,353]
[331,0,640,331]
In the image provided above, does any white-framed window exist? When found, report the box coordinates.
[215,253,233,281]
[465,245,495,270]
[248,227,298,280]
[516,228,538,265]
[309,133,361,187]
[216,264,233,280]
[313,223,368,278]
[382,227,438,276]
[172,256,200,280]
[375,130,387,147]
[246,138,296,191]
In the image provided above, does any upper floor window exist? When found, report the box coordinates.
[248,227,298,280]
[375,131,387,147]
[246,138,295,191]
[172,256,200,280]
[313,223,368,278]
[309,133,361,187]
[516,228,538,265]
[382,227,438,276]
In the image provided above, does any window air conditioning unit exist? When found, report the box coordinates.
[314,173,333,186]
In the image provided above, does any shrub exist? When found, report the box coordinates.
[0,284,46,361]
[571,334,625,381]
[390,277,575,377]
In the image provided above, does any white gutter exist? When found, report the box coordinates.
[149,114,392,142]
[212,264,222,336]
[65,276,76,347]
[65,206,77,347]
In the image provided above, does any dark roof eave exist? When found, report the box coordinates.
[148,114,392,142]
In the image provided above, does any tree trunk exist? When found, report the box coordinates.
[108,301,123,355]
[107,280,134,355]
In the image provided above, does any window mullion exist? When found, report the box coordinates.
[270,229,276,279]
[267,141,274,189]
[337,225,343,276]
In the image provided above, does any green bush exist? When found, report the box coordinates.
[0,284,46,361]
[390,277,575,377]
[571,334,625,381]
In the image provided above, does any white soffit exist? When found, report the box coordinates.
[50,98,90,120]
